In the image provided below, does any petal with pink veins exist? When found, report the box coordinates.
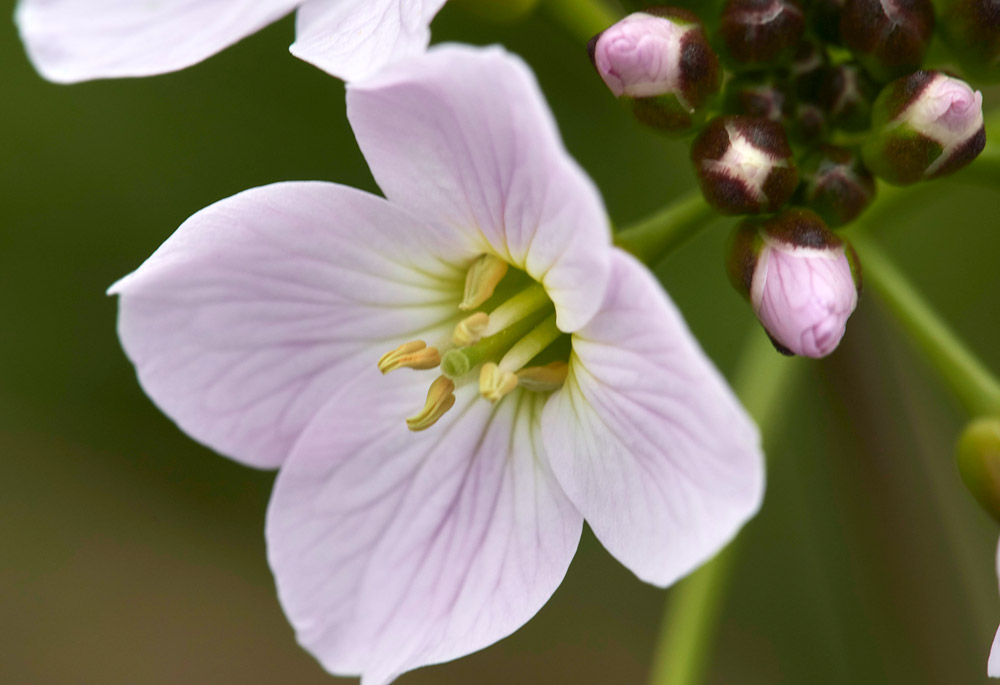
[266,370,582,683]
[542,249,764,587]
[15,0,301,83]
[292,0,447,82]
[348,45,612,333]
[110,181,474,469]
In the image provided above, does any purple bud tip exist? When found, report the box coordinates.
[592,12,693,99]
[749,211,859,357]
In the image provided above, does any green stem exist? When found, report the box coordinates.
[851,233,1000,417]
[614,191,717,267]
[649,332,803,685]
[540,0,621,43]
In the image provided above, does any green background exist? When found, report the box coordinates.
[3,2,1000,683]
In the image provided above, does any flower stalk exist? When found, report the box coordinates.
[540,0,621,43]
[649,331,803,685]
[850,234,1000,417]
[614,191,716,267]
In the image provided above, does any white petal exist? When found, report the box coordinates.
[543,250,765,587]
[291,0,447,82]
[348,44,612,333]
[266,370,582,683]
[16,0,300,83]
[111,181,472,469]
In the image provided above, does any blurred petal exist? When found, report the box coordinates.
[348,45,612,333]
[991,538,1000,677]
[291,0,447,82]
[543,250,764,587]
[15,0,300,83]
[110,182,472,469]
[266,372,582,683]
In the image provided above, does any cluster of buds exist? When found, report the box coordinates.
[588,2,990,358]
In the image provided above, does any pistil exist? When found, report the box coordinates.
[497,313,563,373]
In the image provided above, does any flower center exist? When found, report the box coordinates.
[377,254,571,431]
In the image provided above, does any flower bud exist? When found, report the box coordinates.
[794,144,876,226]
[589,9,721,134]
[820,62,878,132]
[690,115,799,214]
[789,40,829,103]
[939,0,1000,83]
[723,73,793,122]
[839,0,935,81]
[956,417,1000,524]
[727,208,861,357]
[719,0,807,68]
[862,70,986,185]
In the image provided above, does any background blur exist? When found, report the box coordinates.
[4,2,1000,683]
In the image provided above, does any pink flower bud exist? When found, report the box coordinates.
[728,209,861,358]
[589,9,720,133]
[907,73,984,146]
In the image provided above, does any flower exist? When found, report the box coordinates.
[110,45,764,683]
[14,0,446,83]
[727,209,861,358]
[992,538,1000,677]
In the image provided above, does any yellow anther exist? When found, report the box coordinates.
[479,362,519,404]
[452,312,490,347]
[377,341,441,374]
[459,254,509,311]
[406,376,456,432]
[516,361,569,393]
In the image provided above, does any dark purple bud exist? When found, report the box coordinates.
[723,73,793,122]
[940,0,1000,83]
[795,144,876,226]
[719,0,806,68]
[790,102,828,143]
[839,0,935,81]
[690,115,799,214]
[819,62,879,132]
[789,40,829,103]
[589,9,722,134]
[863,70,986,184]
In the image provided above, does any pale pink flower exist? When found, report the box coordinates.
[15,0,446,83]
[110,45,764,683]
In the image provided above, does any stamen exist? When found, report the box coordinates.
[441,302,554,380]
[479,362,519,403]
[459,254,509,311]
[452,312,490,347]
[516,361,569,393]
[498,313,563,373]
[406,376,456,431]
[377,340,441,374]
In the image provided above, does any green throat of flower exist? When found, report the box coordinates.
[376,253,571,432]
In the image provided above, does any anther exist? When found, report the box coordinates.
[479,362,519,404]
[452,312,490,347]
[459,254,508,311]
[516,361,569,393]
[377,341,441,374]
[406,376,456,431]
